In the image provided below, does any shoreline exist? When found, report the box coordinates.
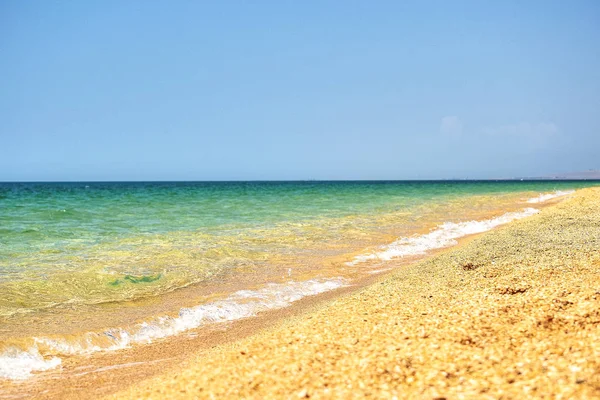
[107,187,600,399]
[0,189,594,398]
[0,188,547,343]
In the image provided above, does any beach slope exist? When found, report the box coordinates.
[111,188,600,399]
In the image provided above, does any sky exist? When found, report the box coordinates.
[1,1,599,181]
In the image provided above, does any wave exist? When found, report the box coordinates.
[0,347,61,381]
[527,190,575,204]
[347,208,540,266]
[0,277,347,380]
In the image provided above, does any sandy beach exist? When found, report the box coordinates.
[101,188,600,399]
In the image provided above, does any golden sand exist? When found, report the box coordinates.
[105,188,600,399]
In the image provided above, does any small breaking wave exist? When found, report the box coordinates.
[0,347,61,380]
[0,277,347,380]
[527,190,575,204]
[347,208,540,266]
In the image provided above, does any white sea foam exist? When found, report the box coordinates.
[0,347,61,380]
[0,278,347,380]
[527,190,575,204]
[347,208,540,266]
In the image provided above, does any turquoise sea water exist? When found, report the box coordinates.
[1,180,598,313]
[0,180,598,379]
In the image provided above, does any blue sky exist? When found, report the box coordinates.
[1,1,599,180]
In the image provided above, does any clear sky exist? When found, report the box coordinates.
[1,1,599,181]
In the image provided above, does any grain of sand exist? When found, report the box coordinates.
[110,188,600,399]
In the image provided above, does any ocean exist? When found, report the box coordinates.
[0,180,597,380]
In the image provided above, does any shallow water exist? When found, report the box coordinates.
[0,180,597,379]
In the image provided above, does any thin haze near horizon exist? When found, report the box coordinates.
[1,1,599,181]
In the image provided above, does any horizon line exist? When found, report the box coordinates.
[2,178,600,184]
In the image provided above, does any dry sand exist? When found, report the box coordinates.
[106,187,600,399]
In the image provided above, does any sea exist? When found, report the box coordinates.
[0,180,597,380]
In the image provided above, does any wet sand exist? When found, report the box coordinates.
[104,187,600,399]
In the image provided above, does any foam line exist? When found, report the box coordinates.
[347,208,540,266]
[0,278,347,380]
[527,190,574,203]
